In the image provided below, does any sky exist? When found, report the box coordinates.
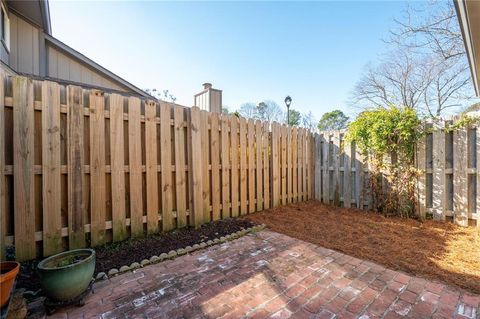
[49,0,409,120]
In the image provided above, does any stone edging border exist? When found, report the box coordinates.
[95,223,267,281]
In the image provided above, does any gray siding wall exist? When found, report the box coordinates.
[9,12,40,75]
[3,11,139,94]
[46,45,127,92]
[0,43,8,66]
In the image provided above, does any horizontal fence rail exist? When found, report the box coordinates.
[0,74,315,261]
[314,125,480,227]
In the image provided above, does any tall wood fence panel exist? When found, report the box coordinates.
[314,124,480,228]
[314,131,370,210]
[1,74,315,261]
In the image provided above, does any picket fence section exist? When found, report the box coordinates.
[314,125,480,227]
[0,75,315,261]
[313,131,370,210]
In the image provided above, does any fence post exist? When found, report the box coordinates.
[0,72,5,260]
[188,106,204,228]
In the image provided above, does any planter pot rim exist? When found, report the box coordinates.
[0,261,20,284]
[38,249,95,271]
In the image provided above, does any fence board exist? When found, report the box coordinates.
[211,113,221,220]
[286,126,292,204]
[67,85,86,250]
[477,126,480,226]
[281,125,287,205]
[18,73,480,259]
[314,134,322,200]
[128,97,143,237]
[160,103,173,231]
[239,117,247,214]
[174,106,187,227]
[297,129,303,202]
[201,111,210,222]
[0,72,4,260]
[453,128,468,226]
[248,119,255,213]
[322,134,330,204]
[41,81,62,256]
[343,138,351,208]
[291,127,298,203]
[309,133,315,199]
[303,130,308,201]
[145,101,159,234]
[332,132,340,205]
[432,127,446,221]
[263,122,270,209]
[89,90,106,246]
[417,133,427,219]
[13,77,36,260]
[188,107,203,228]
[354,141,364,209]
[231,116,239,217]
[109,94,127,241]
[256,120,263,211]
[221,115,230,218]
[271,122,280,207]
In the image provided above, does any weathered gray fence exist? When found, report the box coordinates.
[314,123,480,227]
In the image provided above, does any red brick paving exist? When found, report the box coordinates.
[30,230,479,319]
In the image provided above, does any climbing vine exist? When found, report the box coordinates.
[346,106,423,217]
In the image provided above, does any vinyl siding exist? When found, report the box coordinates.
[47,44,128,92]
[9,12,40,75]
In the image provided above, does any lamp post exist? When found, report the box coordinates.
[284,96,292,125]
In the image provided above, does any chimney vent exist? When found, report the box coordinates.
[194,83,222,113]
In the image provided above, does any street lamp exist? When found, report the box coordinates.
[284,96,292,125]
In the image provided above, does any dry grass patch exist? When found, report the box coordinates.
[245,201,480,294]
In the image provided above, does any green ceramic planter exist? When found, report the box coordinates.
[38,249,95,301]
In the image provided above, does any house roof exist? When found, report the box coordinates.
[7,0,51,35]
[455,0,480,96]
[7,0,153,99]
[45,35,152,98]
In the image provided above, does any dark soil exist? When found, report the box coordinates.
[95,218,255,274]
[15,218,256,295]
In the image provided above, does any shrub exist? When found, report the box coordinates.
[347,106,423,217]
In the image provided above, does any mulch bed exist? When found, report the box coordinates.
[244,200,480,294]
[15,218,256,294]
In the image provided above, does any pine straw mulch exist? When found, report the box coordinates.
[244,201,480,294]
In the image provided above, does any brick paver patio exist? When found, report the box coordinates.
[36,230,479,319]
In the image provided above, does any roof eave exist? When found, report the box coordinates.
[455,0,480,96]
[45,34,153,99]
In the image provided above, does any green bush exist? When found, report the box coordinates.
[346,106,423,217]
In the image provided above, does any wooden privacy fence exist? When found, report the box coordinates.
[313,124,480,227]
[313,131,369,210]
[0,74,315,261]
